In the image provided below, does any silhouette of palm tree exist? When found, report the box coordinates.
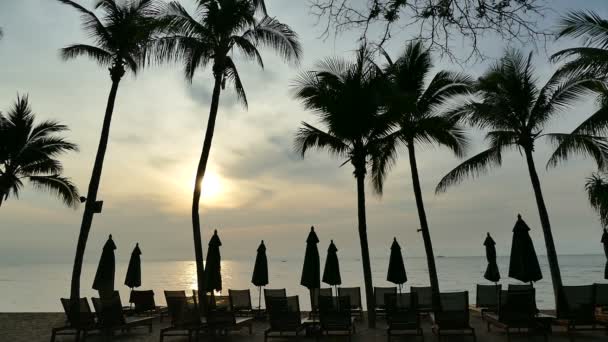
[0,95,79,207]
[586,173,608,229]
[376,41,472,309]
[436,50,608,305]
[56,0,163,300]
[553,11,608,77]
[293,46,393,328]
[152,0,300,301]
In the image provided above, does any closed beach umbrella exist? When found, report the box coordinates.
[602,229,608,279]
[301,226,321,290]
[483,233,501,283]
[93,234,117,297]
[203,230,222,293]
[124,243,142,289]
[251,240,268,309]
[387,238,407,292]
[322,240,342,291]
[508,214,542,283]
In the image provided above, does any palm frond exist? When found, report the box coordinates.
[569,96,608,136]
[408,116,469,158]
[224,57,248,108]
[585,172,608,228]
[28,175,80,208]
[232,35,264,68]
[546,133,608,170]
[418,71,474,112]
[435,146,503,194]
[61,44,113,66]
[244,16,301,64]
[56,0,112,48]
[369,131,399,195]
[294,122,349,159]
[557,11,608,48]
[18,159,63,176]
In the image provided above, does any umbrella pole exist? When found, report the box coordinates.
[258,286,262,311]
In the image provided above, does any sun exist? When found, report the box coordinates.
[201,171,222,201]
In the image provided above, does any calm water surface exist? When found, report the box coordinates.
[1,255,605,311]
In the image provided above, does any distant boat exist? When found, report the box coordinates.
[437,255,446,258]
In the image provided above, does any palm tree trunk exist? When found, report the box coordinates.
[355,172,376,328]
[192,73,223,304]
[407,143,441,310]
[524,148,563,305]
[70,65,124,301]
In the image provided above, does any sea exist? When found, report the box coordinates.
[1,255,606,312]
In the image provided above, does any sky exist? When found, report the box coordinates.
[1,0,608,265]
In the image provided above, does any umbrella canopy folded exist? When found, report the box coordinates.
[387,238,407,286]
[203,230,222,293]
[322,240,342,286]
[93,235,117,296]
[301,226,320,290]
[508,214,542,283]
[252,240,269,287]
[602,229,608,280]
[124,243,142,289]
[484,233,501,283]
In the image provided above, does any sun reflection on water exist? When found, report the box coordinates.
[182,260,233,296]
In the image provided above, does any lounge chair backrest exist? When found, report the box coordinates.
[264,288,286,307]
[374,287,397,309]
[411,286,433,309]
[476,284,501,309]
[130,290,156,313]
[559,285,595,322]
[594,283,608,307]
[508,284,533,291]
[165,290,187,299]
[165,295,200,327]
[267,296,302,330]
[91,296,126,328]
[435,291,469,329]
[338,287,362,309]
[499,288,536,323]
[319,295,352,329]
[60,298,96,328]
[311,288,333,311]
[385,293,419,326]
[206,296,236,326]
[228,289,252,311]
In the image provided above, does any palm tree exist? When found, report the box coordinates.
[57,0,162,300]
[293,46,393,328]
[553,11,608,77]
[585,172,608,228]
[0,95,79,207]
[376,42,472,308]
[153,0,300,301]
[436,50,608,305]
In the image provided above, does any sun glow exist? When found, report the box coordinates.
[201,171,222,201]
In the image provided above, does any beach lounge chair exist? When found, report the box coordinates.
[51,298,100,342]
[129,290,167,319]
[485,288,549,341]
[508,284,533,291]
[474,284,501,319]
[556,285,604,333]
[595,283,608,312]
[160,294,206,342]
[317,295,356,341]
[411,286,433,314]
[91,296,154,338]
[431,291,476,341]
[229,289,254,317]
[386,293,423,340]
[264,296,306,341]
[204,295,253,336]
[264,288,287,307]
[338,287,363,319]
[374,287,397,317]
[310,288,333,319]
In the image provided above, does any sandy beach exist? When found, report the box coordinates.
[2,311,607,341]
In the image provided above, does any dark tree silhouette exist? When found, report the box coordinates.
[153,0,300,301]
[0,95,79,207]
[376,41,472,308]
[436,50,608,305]
[57,0,163,301]
[311,0,549,61]
[586,173,608,229]
[553,11,608,77]
[293,46,394,327]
